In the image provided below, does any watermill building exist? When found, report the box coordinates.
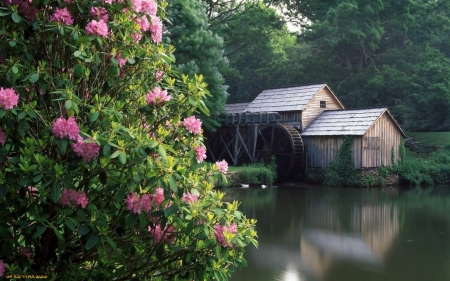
[206,84,406,178]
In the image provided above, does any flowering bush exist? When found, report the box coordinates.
[0,0,257,280]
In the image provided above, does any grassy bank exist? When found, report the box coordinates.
[221,162,277,187]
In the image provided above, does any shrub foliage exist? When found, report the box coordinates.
[0,1,256,280]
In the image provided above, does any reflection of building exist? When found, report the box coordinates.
[300,203,399,278]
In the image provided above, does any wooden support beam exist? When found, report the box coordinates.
[219,133,236,165]
[236,130,254,162]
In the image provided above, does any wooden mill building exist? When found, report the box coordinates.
[206,83,406,177]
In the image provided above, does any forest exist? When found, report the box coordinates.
[166,0,450,132]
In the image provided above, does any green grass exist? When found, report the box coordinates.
[406,132,450,159]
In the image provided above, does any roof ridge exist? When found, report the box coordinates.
[262,83,327,91]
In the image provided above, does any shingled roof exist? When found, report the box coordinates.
[301,108,406,136]
[223,102,250,114]
[245,84,340,112]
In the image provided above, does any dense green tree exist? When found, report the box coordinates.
[166,0,228,130]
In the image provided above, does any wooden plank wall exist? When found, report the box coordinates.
[280,111,302,127]
[362,113,401,167]
[302,88,344,131]
[303,136,363,168]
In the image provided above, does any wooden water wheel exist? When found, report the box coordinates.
[256,123,304,178]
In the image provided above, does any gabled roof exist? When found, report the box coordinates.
[245,84,343,112]
[223,102,251,114]
[301,108,406,136]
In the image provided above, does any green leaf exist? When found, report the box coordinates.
[18,112,26,120]
[12,65,18,74]
[78,224,91,236]
[118,152,127,164]
[86,235,100,250]
[110,150,121,159]
[74,50,81,57]
[126,213,138,228]
[32,225,46,239]
[127,58,136,64]
[164,204,177,218]
[51,182,61,203]
[65,219,75,231]
[158,145,167,165]
[58,139,68,154]
[185,220,194,235]
[106,236,118,251]
[89,112,99,122]
[169,175,177,192]
[103,143,111,156]
[54,228,64,240]
[30,73,39,83]
[64,100,72,110]
[8,40,16,47]
[33,175,42,183]
[116,187,126,203]
[11,13,21,23]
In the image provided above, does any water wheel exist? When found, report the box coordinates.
[256,123,304,178]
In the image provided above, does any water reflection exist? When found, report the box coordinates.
[226,186,450,281]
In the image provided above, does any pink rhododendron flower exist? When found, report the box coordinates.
[132,32,143,43]
[19,247,32,258]
[142,0,157,16]
[51,117,80,140]
[155,70,164,81]
[141,194,152,212]
[194,145,207,163]
[135,15,150,31]
[0,259,4,277]
[71,136,100,162]
[116,53,127,68]
[125,192,139,211]
[0,127,6,145]
[214,222,237,247]
[4,0,37,22]
[149,224,175,244]
[182,192,198,204]
[183,116,202,135]
[131,0,142,12]
[50,7,74,25]
[215,160,228,174]
[145,87,171,105]
[59,189,89,209]
[150,15,163,43]
[152,187,164,206]
[0,87,19,110]
[90,7,109,21]
[85,19,109,38]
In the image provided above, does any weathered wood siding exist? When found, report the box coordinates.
[362,113,402,167]
[280,110,302,127]
[302,88,344,131]
[303,136,363,168]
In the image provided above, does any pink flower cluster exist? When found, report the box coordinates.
[155,70,164,81]
[145,87,171,105]
[183,116,202,135]
[132,0,157,15]
[194,145,207,163]
[50,7,74,25]
[4,0,37,22]
[214,222,237,247]
[0,259,4,277]
[148,224,175,244]
[59,189,89,209]
[125,187,165,214]
[19,247,32,258]
[0,87,19,110]
[71,136,100,162]
[90,7,109,21]
[215,160,228,174]
[150,15,162,43]
[116,53,127,69]
[0,127,6,145]
[182,192,199,204]
[86,19,109,38]
[52,117,80,140]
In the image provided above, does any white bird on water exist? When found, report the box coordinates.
[261,185,267,189]
[240,184,249,188]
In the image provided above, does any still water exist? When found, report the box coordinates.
[224,186,450,281]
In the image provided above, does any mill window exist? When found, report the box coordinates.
[320,101,326,108]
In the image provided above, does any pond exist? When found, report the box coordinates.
[224,185,450,281]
